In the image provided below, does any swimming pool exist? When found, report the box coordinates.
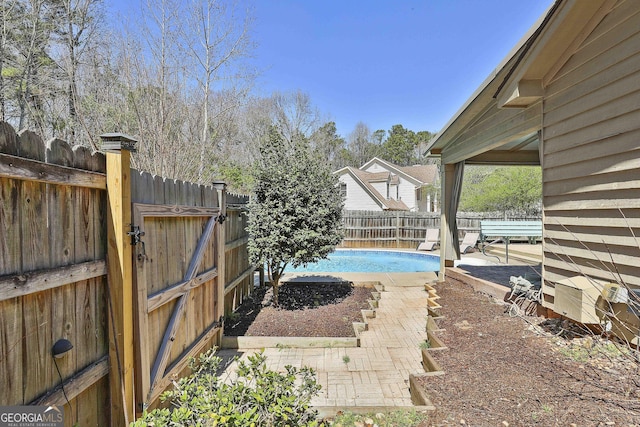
[285,249,440,273]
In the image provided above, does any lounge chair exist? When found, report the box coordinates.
[460,232,480,254]
[417,228,440,251]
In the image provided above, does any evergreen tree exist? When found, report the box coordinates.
[247,127,344,305]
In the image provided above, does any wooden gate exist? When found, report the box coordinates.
[130,173,226,409]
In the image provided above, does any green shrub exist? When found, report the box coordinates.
[131,349,324,426]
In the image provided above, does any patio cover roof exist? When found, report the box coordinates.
[426,0,617,279]
[423,0,615,166]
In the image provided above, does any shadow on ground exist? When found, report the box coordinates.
[456,263,542,288]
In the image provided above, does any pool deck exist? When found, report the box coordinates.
[217,244,543,418]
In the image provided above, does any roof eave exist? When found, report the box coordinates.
[424,1,558,156]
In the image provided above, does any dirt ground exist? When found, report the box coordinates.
[223,279,640,426]
[422,276,640,426]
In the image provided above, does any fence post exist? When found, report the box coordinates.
[395,211,400,248]
[102,133,137,426]
[212,181,226,345]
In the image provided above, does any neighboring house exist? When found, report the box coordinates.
[334,157,438,212]
[424,0,640,342]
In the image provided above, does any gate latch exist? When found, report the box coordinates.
[128,225,147,260]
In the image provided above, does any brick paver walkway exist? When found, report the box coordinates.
[217,272,437,417]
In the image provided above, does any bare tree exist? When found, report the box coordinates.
[0,0,19,121]
[51,0,103,146]
[182,0,254,183]
[12,0,56,134]
[348,121,372,166]
[271,90,320,143]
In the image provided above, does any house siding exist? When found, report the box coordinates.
[338,174,382,211]
[397,178,416,209]
[363,163,387,173]
[370,181,388,198]
[542,0,640,305]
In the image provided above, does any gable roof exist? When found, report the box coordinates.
[423,0,612,166]
[335,166,409,211]
[399,165,438,185]
[359,157,438,186]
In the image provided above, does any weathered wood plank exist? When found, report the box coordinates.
[0,153,107,189]
[224,265,257,296]
[22,290,54,403]
[147,267,218,312]
[51,283,77,420]
[0,176,20,276]
[17,130,45,161]
[0,298,23,404]
[0,122,18,155]
[19,131,54,403]
[153,215,217,384]
[46,140,77,395]
[174,180,191,357]
[0,260,107,301]
[225,236,249,251]
[149,294,188,397]
[132,203,151,411]
[132,202,219,218]
[147,324,221,405]
[47,138,76,423]
[71,143,101,417]
[36,356,109,406]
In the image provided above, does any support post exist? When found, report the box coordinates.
[212,181,227,345]
[439,163,457,281]
[438,165,448,282]
[102,133,137,426]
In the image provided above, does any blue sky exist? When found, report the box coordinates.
[251,0,552,137]
[110,0,552,138]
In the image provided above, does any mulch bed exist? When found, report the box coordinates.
[422,276,640,426]
[223,282,373,337]
[222,276,640,426]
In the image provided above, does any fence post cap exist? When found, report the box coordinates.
[100,133,138,153]
[211,181,227,190]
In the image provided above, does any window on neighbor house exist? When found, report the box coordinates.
[416,189,421,201]
[340,182,347,199]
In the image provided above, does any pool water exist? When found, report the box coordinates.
[285,249,440,273]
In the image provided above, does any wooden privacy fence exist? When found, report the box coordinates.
[340,210,542,248]
[0,122,252,426]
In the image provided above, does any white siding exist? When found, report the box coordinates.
[370,181,388,198]
[542,0,640,301]
[396,178,417,209]
[338,174,382,211]
[363,163,386,173]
